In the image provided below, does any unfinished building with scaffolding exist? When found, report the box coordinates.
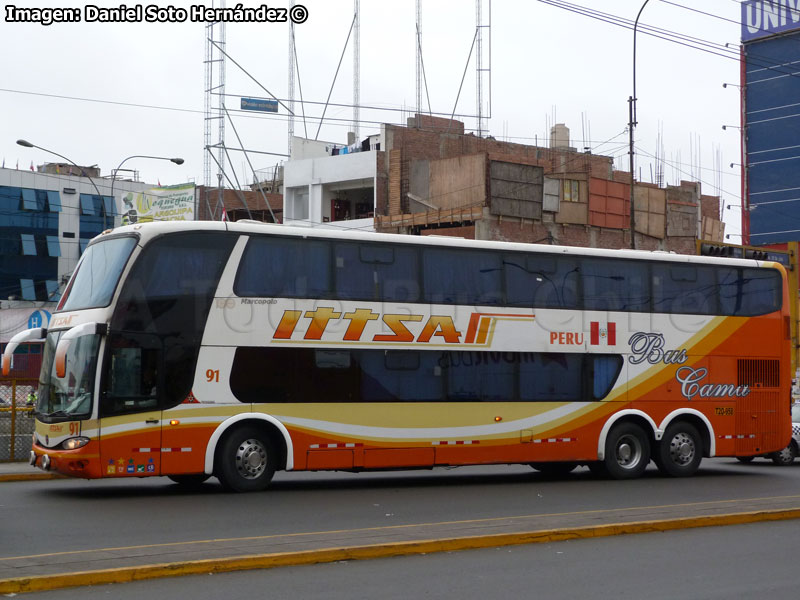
[282,115,725,253]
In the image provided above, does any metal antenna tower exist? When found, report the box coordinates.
[352,0,361,140]
[416,0,422,118]
[475,0,491,137]
[204,0,227,213]
[288,0,296,156]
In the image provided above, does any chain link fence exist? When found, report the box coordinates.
[0,380,37,462]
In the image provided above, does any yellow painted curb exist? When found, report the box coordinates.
[0,473,65,483]
[2,506,800,594]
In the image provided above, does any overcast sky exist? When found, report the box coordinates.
[1,0,745,239]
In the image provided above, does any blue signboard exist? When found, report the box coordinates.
[240,98,278,113]
[27,309,51,329]
[744,29,800,244]
[742,1,800,42]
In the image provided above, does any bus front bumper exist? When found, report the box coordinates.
[30,444,101,478]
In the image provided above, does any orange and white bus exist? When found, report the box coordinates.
[2,221,793,491]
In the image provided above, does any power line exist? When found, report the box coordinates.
[537,0,800,79]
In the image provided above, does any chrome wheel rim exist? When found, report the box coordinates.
[615,434,644,470]
[668,432,696,467]
[235,438,268,480]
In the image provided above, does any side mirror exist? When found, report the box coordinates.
[2,328,46,376]
[54,322,107,379]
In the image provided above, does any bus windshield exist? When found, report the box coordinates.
[60,236,137,311]
[37,331,100,420]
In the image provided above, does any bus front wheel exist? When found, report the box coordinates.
[216,426,277,492]
[603,422,650,479]
[655,422,703,477]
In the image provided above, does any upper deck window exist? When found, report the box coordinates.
[719,267,782,316]
[231,233,783,317]
[59,236,137,311]
[423,248,503,305]
[334,242,420,302]
[235,235,331,298]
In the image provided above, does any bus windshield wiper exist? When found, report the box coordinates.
[44,410,72,419]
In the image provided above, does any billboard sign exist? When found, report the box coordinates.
[742,1,800,42]
[120,183,195,224]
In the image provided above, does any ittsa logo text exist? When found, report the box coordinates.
[273,308,463,343]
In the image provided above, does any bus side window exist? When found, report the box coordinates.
[234,236,331,298]
[370,245,420,303]
[583,259,649,312]
[719,267,781,316]
[505,254,579,309]
[519,353,582,401]
[591,354,623,399]
[101,333,161,416]
[333,243,420,302]
[423,249,503,306]
[652,264,716,315]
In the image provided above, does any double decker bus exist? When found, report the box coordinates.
[2,221,792,491]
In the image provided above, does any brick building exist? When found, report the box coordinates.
[282,114,724,252]
[196,186,283,223]
[375,115,724,253]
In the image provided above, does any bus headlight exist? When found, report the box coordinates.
[60,437,90,450]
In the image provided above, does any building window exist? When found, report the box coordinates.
[21,189,38,210]
[102,196,115,217]
[46,235,61,257]
[20,233,37,256]
[562,179,580,202]
[46,281,61,301]
[47,190,62,212]
[20,279,36,301]
[80,194,97,215]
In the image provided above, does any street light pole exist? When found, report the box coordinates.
[16,139,108,224]
[628,0,650,251]
[110,155,184,224]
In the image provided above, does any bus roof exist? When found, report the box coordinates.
[97,220,775,270]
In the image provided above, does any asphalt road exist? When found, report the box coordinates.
[22,518,800,600]
[3,458,800,559]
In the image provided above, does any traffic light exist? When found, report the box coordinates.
[699,243,743,258]
[697,241,791,266]
[745,249,769,260]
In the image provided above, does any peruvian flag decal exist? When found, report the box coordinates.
[590,321,616,345]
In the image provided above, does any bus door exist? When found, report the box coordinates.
[99,332,163,477]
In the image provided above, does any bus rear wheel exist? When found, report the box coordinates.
[770,444,796,466]
[216,426,276,492]
[655,422,703,477]
[603,422,650,479]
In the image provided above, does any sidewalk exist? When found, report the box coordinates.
[0,460,63,482]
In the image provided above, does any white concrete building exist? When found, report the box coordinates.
[283,134,381,232]
[0,165,153,315]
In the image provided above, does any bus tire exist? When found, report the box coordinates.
[603,422,650,480]
[655,422,703,477]
[770,443,796,466]
[216,426,276,492]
